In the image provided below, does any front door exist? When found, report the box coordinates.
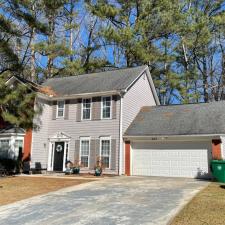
[53,142,65,171]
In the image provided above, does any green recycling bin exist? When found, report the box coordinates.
[211,160,225,183]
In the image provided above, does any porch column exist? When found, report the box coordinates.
[212,139,222,160]
[125,141,131,176]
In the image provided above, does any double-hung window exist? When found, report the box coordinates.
[0,140,10,152]
[100,137,111,169]
[0,139,10,158]
[82,98,91,120]
[101,96,111,119]
[57,101,65,118]
[80,138,90,168]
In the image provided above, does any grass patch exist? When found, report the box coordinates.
[0,176,92,206]
[170,183,225,225]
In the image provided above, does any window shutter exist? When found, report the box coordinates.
[92,97,101,120]
[76,99,82,122]
[74,140,80,163]
[89,139,96,169]
[64,100,70,120]
[52,101,57,120]
[111,139,117,170]
[112,95,117,119]
[95,138,100,165]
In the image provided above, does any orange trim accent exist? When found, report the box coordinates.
[212,139,222,160]
[125,141,131,176]
[23,129,32,161]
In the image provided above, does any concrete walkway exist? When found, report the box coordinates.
[0,176,209,225]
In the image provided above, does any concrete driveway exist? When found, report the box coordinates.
[0,176,208,225]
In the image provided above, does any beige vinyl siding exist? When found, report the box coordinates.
[31,98,51,169]
[31,96,120,174]
[121,72,157,174]
[123,72,157,133]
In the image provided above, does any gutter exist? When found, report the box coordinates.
[37,90,122,101]
[123,134,223,142]
[124,134,225,138]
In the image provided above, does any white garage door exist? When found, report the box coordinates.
[132,141,212,178]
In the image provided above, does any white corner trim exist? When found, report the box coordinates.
[220,136,225,159]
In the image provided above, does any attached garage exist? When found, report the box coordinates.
[131,141,212,178]
[124,103,225,179]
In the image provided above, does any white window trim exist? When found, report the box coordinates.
[81,98,92,121]
[57,100,65,118]
[101,96,112,120]
[79,137,91,168]
[100,136,111,169]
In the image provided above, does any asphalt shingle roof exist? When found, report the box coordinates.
[125,101,225,136]
[42,66,147,97]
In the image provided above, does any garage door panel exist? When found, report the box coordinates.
[132,141,211,178]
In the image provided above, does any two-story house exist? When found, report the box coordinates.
[5,66,225,178]
[30,65,159,174]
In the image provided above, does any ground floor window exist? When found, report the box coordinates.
[80,138,90,168]
[0,139,10,158]
[0,139,10,152]
[100,137,111,168]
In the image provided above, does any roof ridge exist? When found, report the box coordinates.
[152,101,224,108]
[44,65,147,81]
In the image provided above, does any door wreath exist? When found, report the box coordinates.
[56,144,63,152]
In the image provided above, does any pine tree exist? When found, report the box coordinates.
[0,0,47,129]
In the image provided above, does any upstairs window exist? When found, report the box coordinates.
[57,101,65,118]
[101,96,111,119]
[80,138,90,168]
[82,98,91,120]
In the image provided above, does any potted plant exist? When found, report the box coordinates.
[72,160,80,174]
[65,160,73,175]
[94,157,103,176]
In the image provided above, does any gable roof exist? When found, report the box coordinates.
[0,125,25,135]
[124,101,225,137]
[6,75,40,91]
[42,65,152,97]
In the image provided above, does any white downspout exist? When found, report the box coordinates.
[119,92,125,175]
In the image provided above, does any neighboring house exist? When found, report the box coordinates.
[0,76,37,161]
[0,122,32,161]
[31,65,159,174]
[124,103,225,178]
